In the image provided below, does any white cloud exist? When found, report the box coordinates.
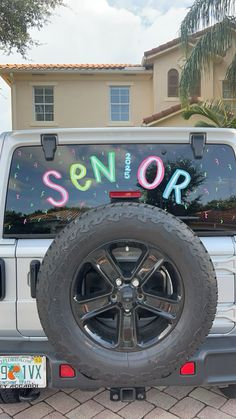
[0,0,189,131]
[108,0,192,14]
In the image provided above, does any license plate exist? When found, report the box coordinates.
[0,356,46,389]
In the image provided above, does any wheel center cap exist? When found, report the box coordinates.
[117,285,135,311]
[120,285,134,301]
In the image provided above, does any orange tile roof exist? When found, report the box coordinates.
[0,63,142,72]
[144,22,236,58]
[143,98,199,125]
[144,28,209,57]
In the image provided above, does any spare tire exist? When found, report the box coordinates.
[36,203,217,384]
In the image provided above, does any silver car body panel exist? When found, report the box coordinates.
[13,237,236,337]
[0,127,235,339]
[0,239,18,337]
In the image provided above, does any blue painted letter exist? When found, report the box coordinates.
[163,169,191,204]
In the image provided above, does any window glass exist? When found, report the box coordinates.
[33,86,54,122]
[168,69,179,97]
[222,81,236,113]
[34,88,43,95]
[223,80,234,99]
[190,71,201,97]
[4,143,236,237]
[110,86,130,121]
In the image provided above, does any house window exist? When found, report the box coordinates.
[110,86,130,121]
[34,86,54,122]
[190,71,201,97]
[168,69,179,97]
[222,80,236,113]
[222,80,234,98]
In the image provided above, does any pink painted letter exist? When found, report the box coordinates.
[42,170,69,207]
[137,156,165,190]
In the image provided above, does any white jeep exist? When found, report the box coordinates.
[0,127,235,403]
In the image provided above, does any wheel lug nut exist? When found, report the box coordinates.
[132,279,139,287]
[137,294,144,301]
[110,294,117,302]
[116,278,122,287]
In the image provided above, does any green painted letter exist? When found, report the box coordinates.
[70,163,92,191]
[90,152,116,183]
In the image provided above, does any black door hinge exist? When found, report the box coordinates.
[190,132,206,159]
[41,134,58,161]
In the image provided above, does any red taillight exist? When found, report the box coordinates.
[59,364,76,378]
[109,191,141,199]
[180,362,195,375]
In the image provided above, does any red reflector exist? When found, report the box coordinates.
[109,191,141,199]
[59,364,76,378]
[180,362,195,375]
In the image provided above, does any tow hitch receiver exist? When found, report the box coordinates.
[110,387,146,402]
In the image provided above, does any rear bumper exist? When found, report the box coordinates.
[1,335,236,389]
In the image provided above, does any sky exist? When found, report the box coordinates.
[0,0,193,132]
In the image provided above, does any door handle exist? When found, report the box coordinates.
[0,259,6,301]
[30,260,41,298]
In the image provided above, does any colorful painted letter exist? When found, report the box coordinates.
[90,152,116,183]
[163,169,191,204]
[70,163,92,191]
[137,156,165,190]
[42,170,69,207]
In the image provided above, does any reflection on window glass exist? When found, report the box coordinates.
[4,143,236,236]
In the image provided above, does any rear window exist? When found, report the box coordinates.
[4,143,236,237]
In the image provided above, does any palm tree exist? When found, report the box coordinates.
[182,99,236,127]
[180,0,236,102]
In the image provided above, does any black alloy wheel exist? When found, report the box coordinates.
[71,241,184,351]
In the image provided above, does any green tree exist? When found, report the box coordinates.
[182,99,236,127]
[0,0,65,56]
[180,0,236,101]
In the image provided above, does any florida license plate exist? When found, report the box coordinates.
[0,356,46,389]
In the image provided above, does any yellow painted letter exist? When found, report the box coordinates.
[70,163,92,192]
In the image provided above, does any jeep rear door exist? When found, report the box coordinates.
[2,128,236,337]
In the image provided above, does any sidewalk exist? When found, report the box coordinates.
[0,385,235,419]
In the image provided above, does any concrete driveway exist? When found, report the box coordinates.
[0,386,236,419]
